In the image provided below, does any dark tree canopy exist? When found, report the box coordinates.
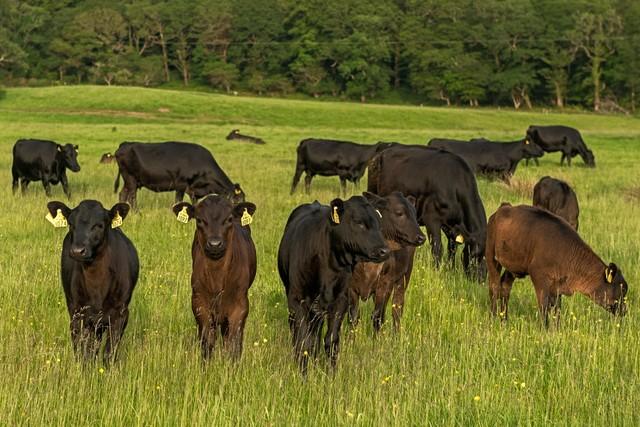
[0,0,637,111]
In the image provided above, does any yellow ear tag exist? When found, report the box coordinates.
[605,268,613,284]
[241,208,253,226]
[45,209,67,228]
[455,234,465,244]
[332,206,340,224]
[525,140,530,145]
[177,206,190,223]
[111,211,123,229]
[234,188,242,195]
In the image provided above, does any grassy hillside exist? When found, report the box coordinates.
[0,86,638,426]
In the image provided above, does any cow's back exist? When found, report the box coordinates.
[13,139,57,167]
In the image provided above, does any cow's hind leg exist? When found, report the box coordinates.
[11,168,19,195]
[304,174,313,194]
[347,289,360,330]
[290,163,305,195]
[497,271,515,320]
[43,180,52,197]
[425,220,443,268]
[339,177,347,197]
[446,235,457,269]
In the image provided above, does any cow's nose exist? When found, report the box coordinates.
[415,234,426,245]
[70,246,87,258]
[206,239,223,250]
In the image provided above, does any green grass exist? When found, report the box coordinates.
[0,86,639,426]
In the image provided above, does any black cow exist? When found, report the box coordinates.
[368,145,487,280]
[525,125,595,167]
[226,129,266,145]
[12,139,81,198]
[113,141,245,210]
[46,200,139,364]
[290,139,391,196]
[428,137,544,184]
[533,176,579,230]
[278,196,390,373]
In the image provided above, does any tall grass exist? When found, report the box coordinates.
[0,87,638,426]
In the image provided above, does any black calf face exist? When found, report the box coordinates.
[226,129,240,140]
[522,140,544,158]
[173,196,256,260]
[582,149,596,167]
[59,144,81,172]
[330,196,390,263]
[47,200,129,262]
[363,191,425,247]
[599,263,628,316]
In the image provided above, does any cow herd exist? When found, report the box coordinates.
[10,124,628,373]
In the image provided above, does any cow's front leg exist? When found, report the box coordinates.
[60,172,71,199]
[103,306,129,366]
[43,179,52,197]
[324,294,348,370]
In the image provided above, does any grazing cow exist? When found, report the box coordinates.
[173,195,257,360]
[278,196,390,373]
[100,152,115,164]
[368,145,487,280]
[348,192,426,332]
[428,137,544,183]
[12,139,81,198]
[486,203,627,327]
[290,139,391,196]
[226,129,266,145]
[46,200,138,364]
[525,125,595,167]
[113,141,245,210]
[533,176,579,230]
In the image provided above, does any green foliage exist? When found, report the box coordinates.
[1,0,638,110]
[0,86,639,425]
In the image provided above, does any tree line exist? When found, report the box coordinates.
[1,0,639,111]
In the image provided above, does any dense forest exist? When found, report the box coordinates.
[1,0,639,111]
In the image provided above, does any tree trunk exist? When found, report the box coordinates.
[592,57,602,112]
[631,87,636,113]
[554,81,564,108]
[393,45,400,89]
[159,27,170,82]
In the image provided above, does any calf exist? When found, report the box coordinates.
[46,200,138,364]
[12,139,81,198]
[278,196,390,373]
[114,141,245,210]
[533,176,579,230]
[173,195,257,360]
[226,129,266,145]
[526,125,595,167]
[290,139,391,196]
[348,192,425,332]
[100,152,115,164]
[428,137,544,183]
[486,203,627,327]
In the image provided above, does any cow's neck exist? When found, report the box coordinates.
[563,249,605,299]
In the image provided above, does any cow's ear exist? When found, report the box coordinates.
[605,263,618,284]
[46,201,71,227]
[172,202,194,223]
[363,191,388,210]
[329,198,344,224]
[109,203,130,228]
[74,145,79,151]
[233,202,256,226]
[405,194,417,207]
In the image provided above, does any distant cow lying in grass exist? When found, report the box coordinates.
[100,152,115,164]
[46,200,139,364]
[226,129,266,145]
[486,203,628,327]
[533,176,579,230]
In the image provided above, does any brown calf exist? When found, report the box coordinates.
[486,203,628,327]
[348,192,425,332]
[173,195,257,360]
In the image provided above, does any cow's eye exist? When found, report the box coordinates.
[92,223,104,231]
[395,211,404,216]
[196,218,204,226]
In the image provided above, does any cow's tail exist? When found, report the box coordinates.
[290,142,306,195]
[367,152,382,194]
[114,170,121,193]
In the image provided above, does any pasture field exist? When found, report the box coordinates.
[0,86,639,426]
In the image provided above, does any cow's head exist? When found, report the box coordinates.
[173,195,256,260]
[581,148,596,168]
[100,152,114,164]
[329,196,390,263]
[521,139,544,159]
[47,200,130,262]
[363,191,425,249]
[226,129,240,140]
[593,263,628,316]
[57,144,81,172]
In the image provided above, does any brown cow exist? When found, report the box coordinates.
[348,192,425,332]
[100,152,115,164]
[486,203,628,327]
[533,176,579,230]
[173,195,257,360]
